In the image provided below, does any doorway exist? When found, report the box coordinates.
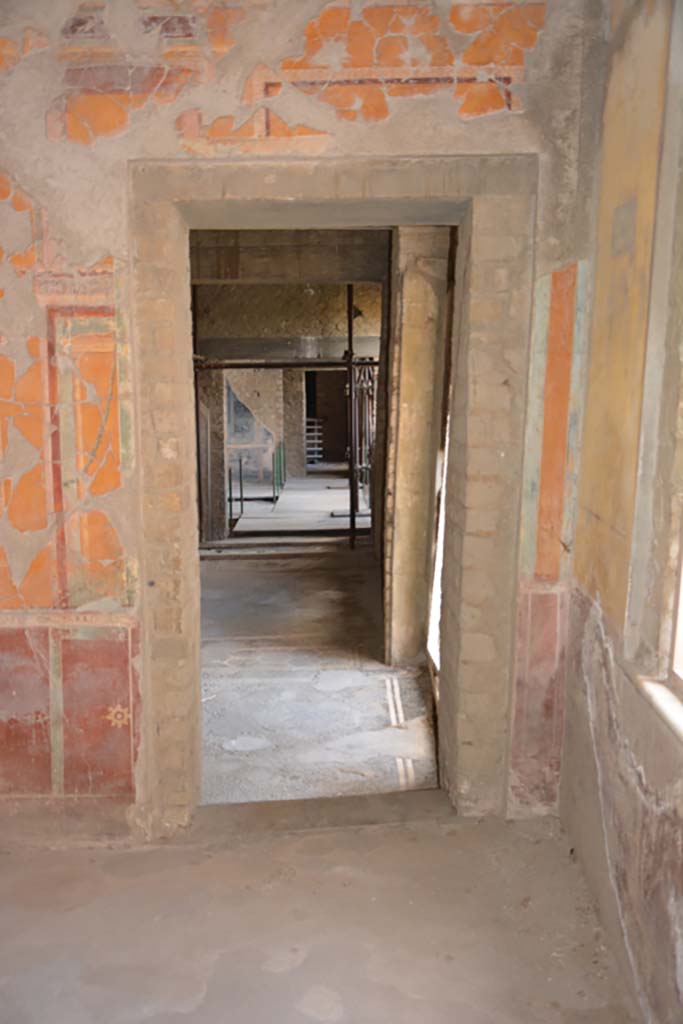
[190,229,442,804]
[130,160,536,834]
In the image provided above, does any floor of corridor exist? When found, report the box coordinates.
[200,545,437,805]
[0,799,634,1023]
[232,469,369,535]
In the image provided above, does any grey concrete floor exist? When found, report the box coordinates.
[233,469,367,535]
[201,545,437,804]
[0,797,634,1023]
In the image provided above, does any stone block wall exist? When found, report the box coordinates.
[283,370,306,478]
[384,226,451,664]
[439,192,537,816]
[196,369,227,541]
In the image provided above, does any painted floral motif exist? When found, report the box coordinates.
[105,703,130,729]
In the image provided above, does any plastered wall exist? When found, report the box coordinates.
[573,0,671,630]
[0,0,600,831]
[561,2,683,1020]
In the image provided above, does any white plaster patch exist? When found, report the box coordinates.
[221,735,271,752]
[297,984,344,1022]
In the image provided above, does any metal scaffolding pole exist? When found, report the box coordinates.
[347,284,357,550]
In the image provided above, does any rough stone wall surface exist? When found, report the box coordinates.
[561,592,683,1023]
[224,367,283,444]
[0,0,600,831]
[195,282,382,343]
[196,369,226,541]
[385,226,450,664]
[438,191,536,816]
[282,369,306,477]
[191,229,390,285]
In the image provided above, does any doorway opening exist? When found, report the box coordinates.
[189,227,452,805]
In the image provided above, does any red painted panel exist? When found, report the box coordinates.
[62,627,132,795]
[0,628,51,794]
[130,624,141,767]
[509,583,567,813]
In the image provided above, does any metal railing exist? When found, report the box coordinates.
[306,417,324,464]
[272,440,287,502]
[227,443,287,535]
[227,456,244,534]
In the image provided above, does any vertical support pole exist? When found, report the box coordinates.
[192,284,203,542]
[228,466,233,536]
[239,456,244,515]
[272,450,277,503]
[347,283,357,549]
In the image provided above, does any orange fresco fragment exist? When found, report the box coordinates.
[456,80,507,117]
[0,547,21,609]
[0,27,46,76]
[64,111,91,145]
[80,510,122,562]
[450,5,494,34]
[318,6,351,41]
[66,94,130,141]
[0,398,22,418]
[11,188,32,214]
[77,346,116,402]
[13,410,43,449]
[19,545,56,608]
[362,7,392,35]
[14,361,43,404]
[206,115,237,142]
[266,112,326,138]
[270,3,545,123]
[459,5,546,67]
[207,6,245,56]
[8,463,48,533]
[76,403,104,460]
[89,450,121,495]
[0,355,14,399]
[536,264,577,581]
[0,173,11,200]
[346,21,375,66]
[375,35,407,66]
[176,107,326,153]
[52,8,244,145]
[0,37,20,73]
[10,244,37,277]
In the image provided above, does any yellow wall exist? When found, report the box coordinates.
[574,1,671,627]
